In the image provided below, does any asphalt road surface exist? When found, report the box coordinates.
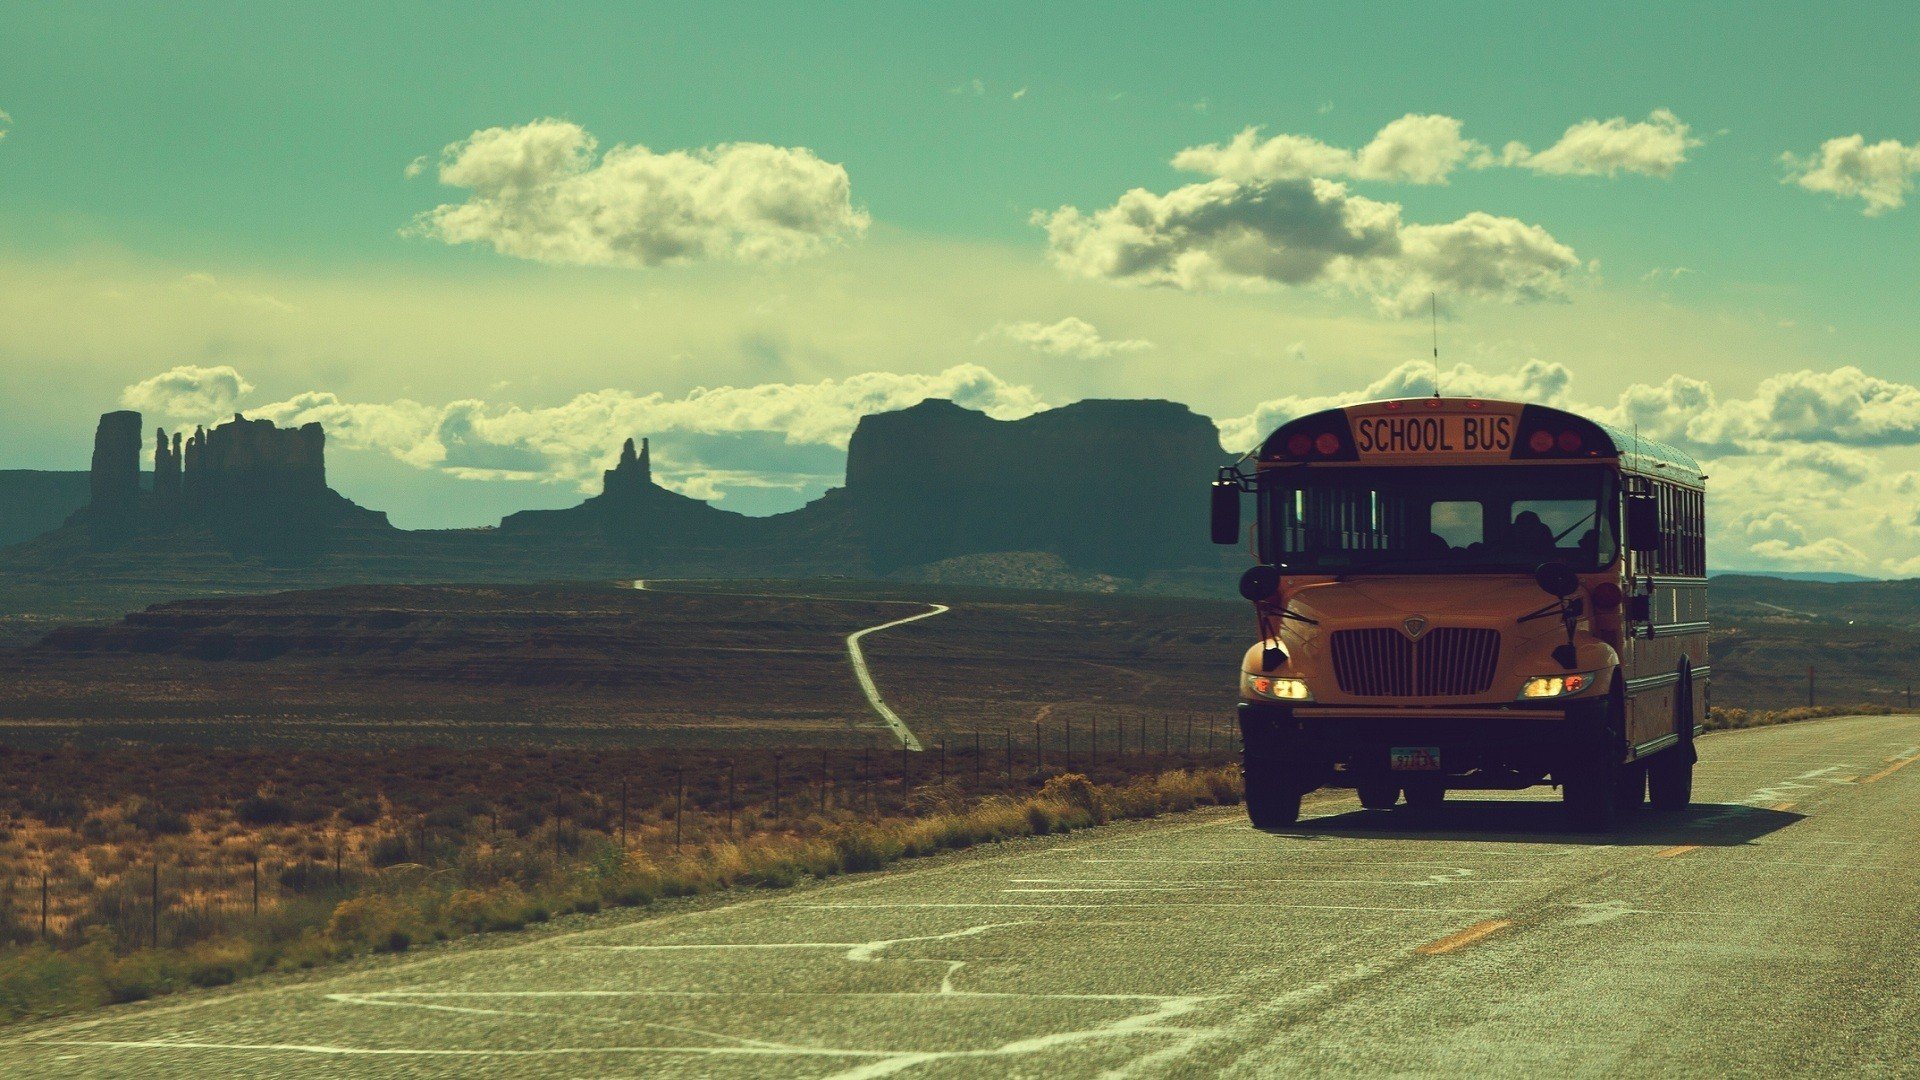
[7,713,1920,1078]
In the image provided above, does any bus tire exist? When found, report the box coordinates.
[1563,685,1625,830]
[1356,778,1399,810]
[1243,758,1303,828]
[1402,778,1445,811]
[1649,667,1697,810]
[1614,763,1647,810]
[1562,759,1619,830]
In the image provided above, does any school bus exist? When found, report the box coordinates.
[1210,397,1708,829]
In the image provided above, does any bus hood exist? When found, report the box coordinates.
[1287,575,1561,622]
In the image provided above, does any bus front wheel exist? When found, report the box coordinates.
[1243,758,1304,827]
[1562,759,1619,830]
[1356,778,1399,810]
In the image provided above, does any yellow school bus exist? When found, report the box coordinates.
[1211,397,1707,829]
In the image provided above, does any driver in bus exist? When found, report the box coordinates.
[1507,510,1557,558]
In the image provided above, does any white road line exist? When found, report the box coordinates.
[845,604,948,752]
[631,578,947,750]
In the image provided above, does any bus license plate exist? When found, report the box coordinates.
[1390,747,1441,772]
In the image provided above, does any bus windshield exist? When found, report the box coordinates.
[1261,464,1618,574]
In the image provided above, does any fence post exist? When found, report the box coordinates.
[1004,728,1012,778]
[334,833,344,885]
[938,739,946,783]
[863,745,872,815]
[726,762,736,836]
[1034,719,1042,773]
[674,767,685,851]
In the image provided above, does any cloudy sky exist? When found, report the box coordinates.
[3,3,1919,575]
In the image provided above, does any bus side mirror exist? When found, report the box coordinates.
[1239,564,1281,602]
[1210,481,1241,545]
[1534,561,1580,598]
[1626,493,1661,553]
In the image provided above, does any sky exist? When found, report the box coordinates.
[3,2,1919,574]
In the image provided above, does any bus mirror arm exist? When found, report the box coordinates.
[1519,597,1585,670]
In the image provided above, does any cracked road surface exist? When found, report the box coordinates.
[7,713,1920,1077]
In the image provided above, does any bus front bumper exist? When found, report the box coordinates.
[1238,700,1597,784]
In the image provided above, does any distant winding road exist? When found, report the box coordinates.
[631,580,948,751]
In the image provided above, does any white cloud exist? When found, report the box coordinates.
[1175,110,1697,185]
[1783,134,1920,215]
[119,365,256,421]
[1614,366,1920,452]
[1215,358,1575,451]
[406,119,869,267]
[981,317,1152,359]
[131,364,1047,497]
[1502,109,1699,178]
[0,107,11,140]
[1173,114,1488,185]
[1037,177,1579,316]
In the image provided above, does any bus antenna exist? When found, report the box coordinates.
[1430,293,1442,397]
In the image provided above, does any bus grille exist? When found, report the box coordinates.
[1329,628,1502,697]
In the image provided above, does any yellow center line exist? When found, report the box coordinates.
[1415,918,1513,955]
[1862,755,1920,785]
[1655,844,1701,859]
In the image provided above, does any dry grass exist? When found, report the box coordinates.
[0,755,1239,1026]
[1704,702,1911,731]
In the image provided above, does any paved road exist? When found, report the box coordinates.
[8,713,1920,1078]
[632,579,947,750]
[842,603,949,753]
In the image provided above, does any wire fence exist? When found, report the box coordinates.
[0,716,1242,954]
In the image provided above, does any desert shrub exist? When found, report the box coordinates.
[0,948,107,1022]
[276,862,325,892]
[24,794,85,829]
[367,834,412,869]
[1039,773,1107,823]
[125,799,191,836]
[235,796,293,827]
[340,799,380,826]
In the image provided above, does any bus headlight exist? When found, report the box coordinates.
[1519,671,1600,699]
[1243,672,1313,701]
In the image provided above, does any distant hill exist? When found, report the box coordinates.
[1712,575,1920,629]
[0,471,95,548]
[1712,570,1879,583]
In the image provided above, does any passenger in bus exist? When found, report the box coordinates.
[1506,511,1556,558]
